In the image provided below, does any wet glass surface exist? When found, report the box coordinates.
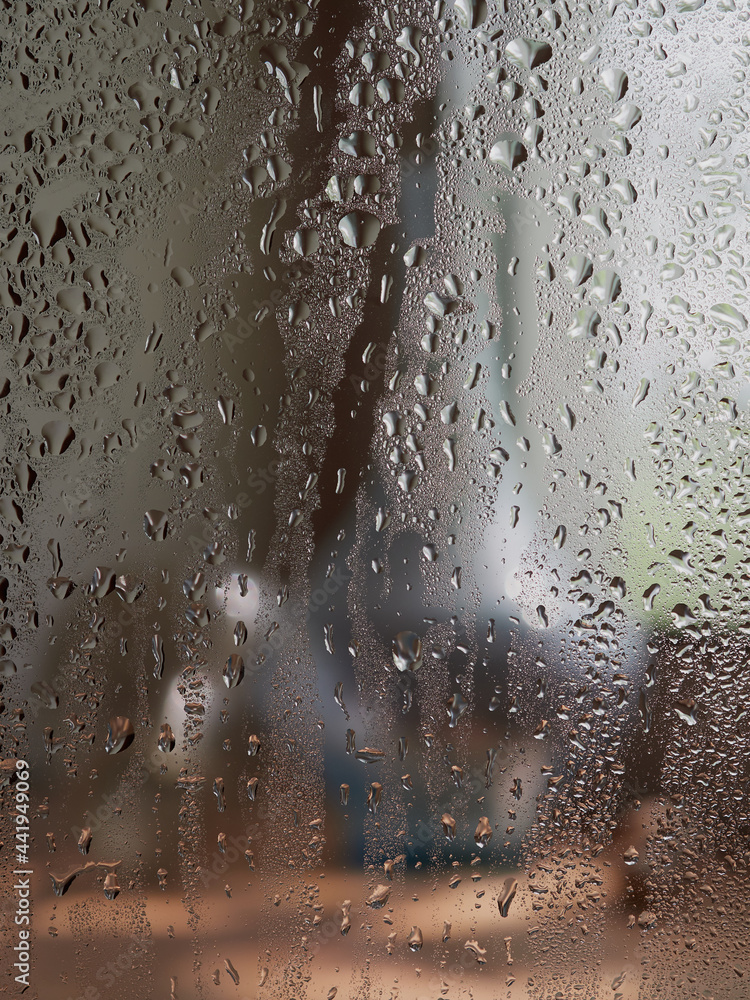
[2,1,750,997]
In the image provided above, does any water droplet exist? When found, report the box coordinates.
[104,717,134,755]
[392,631,422,672]
[338,211,381,248]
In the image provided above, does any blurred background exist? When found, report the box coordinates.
[2,0,750,998]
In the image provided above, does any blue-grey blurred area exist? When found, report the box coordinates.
[1,1,750,998]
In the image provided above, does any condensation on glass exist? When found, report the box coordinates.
[0,0,748,997]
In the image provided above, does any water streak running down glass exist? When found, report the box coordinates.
[1,0,749,998]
